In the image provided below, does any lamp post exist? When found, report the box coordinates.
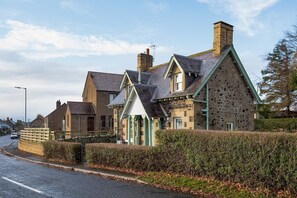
[15,86,27,127]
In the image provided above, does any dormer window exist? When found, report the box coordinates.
[174,73,182,92]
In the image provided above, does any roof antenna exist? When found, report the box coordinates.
[150,43,156,62]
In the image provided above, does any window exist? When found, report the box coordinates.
[100,115,106,129]
[173,117,182,129]
[109,94,117,103]
[226,122,234,131]
[108,116,113,128]
[174,73,182,92]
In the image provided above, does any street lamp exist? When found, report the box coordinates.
[15,86,27,127]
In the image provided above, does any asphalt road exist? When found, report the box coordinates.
[0,135,194,198]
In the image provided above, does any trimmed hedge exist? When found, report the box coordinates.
[63,134,116,144]
[85,130,297,194]
[86,143,152,171]
[43,141,81,164]
[255,118,297,132]
[156,130,297,193]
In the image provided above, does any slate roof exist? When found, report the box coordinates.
[67,101,95,115]
[172,54,202,74]
[88,71,123,92]
[111,49,224,109]
[108,89,125,106]
[133,84,164,117]
[125,70,152,85]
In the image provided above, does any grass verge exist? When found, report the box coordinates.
[137,172,293,198]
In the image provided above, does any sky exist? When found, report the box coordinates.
[0,0,296,122]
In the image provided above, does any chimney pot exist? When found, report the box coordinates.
[146,48,150,55]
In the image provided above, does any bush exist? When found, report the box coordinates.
[63,134,116,144]
[156,130,297,194]
[86,143,153,171]
[85,130,297,194]
[43,141,81,164]
[255,118,297,132]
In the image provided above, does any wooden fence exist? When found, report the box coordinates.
[18,128,53,156]
[20,128,52,143]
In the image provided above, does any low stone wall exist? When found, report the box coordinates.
[18,140,44,156]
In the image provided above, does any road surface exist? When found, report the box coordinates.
[0,135,194,198]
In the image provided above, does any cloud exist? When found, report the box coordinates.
[197,0,278,36]
[0,20,170,59]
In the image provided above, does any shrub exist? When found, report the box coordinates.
[85,130,297,194]
[255,118,297,132]
[43,141,81,164]
[63,134,116,144]
[156,130,297,194]
[86,143,152,171]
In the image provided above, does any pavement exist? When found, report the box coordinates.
[0,141,145,184]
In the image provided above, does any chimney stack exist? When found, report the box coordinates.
[56,100,61,109]
[213,21,233,56]
[137,48,153,72]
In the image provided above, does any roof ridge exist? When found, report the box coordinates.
[88,71,123,76]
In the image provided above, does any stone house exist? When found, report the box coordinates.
[109,21,261,146]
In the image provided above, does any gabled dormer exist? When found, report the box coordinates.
[164,54,202,93]
[120,70,152,100]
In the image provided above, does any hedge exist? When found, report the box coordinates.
[156,130,297,193]
[43,141,81,164]
[86,143,152,171]
[63,134,116,144]
[255,118,297,132]
[85,130,297,194]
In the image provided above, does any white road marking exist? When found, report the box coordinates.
[2,176,49,196]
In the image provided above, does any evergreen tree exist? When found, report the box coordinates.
[259,39,296,117]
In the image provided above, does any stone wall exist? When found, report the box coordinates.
[165,99,195,129]
[207,54,255,130]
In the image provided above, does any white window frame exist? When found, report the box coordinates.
[174,73,182,92]
[173,117,183,129]
[226,122,234,131]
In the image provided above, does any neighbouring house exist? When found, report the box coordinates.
[109,21,261,146]
[29,114,45,128]
[65,101,96,132]
[80,71,123,131]
[44,100,67,131]
[2,117,16,131]
[45,72,122,133]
